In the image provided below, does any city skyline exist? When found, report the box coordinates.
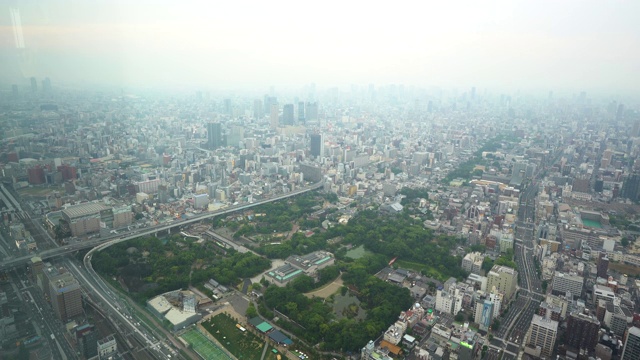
[1,0,639,93]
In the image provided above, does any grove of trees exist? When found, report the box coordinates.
[93,235,270,302]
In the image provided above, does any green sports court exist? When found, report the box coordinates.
[181,328,232,360]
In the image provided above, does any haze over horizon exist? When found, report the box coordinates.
[1,0,639,94]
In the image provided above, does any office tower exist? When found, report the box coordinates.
[621,173,640,201]
[207,122,222,150]
[30,77,37,92]
[486,265,518,300]
[46,268,82,321]
[253,99,263,119]
[622,327,640,360]
[11,84,18,97]
[227,125,244,148]
[42,77,51,91]
[270,103,279,129]
[283,104,294,125]
[298,101,305,122]
[310,133,324,159]
[565,312,600,352]
[525,314,558,359]
[597,253,609,278]
[306,102,318,121]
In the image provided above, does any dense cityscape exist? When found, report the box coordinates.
[2,1,640,359]
[0,79,640,360]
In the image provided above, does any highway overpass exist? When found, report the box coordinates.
[0,180,324,272]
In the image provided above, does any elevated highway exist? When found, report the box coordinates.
[0,180,323,272]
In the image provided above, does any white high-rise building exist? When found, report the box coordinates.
[525,314,559,359]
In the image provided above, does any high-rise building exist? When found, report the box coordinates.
[565,312,600,352]
[306,102,318,121]
[76,324,98,358]
[28,166,45,184]
[270,103,279,129]
[621,173,640,202]
[597,253,609,278]
[479,300,494,331]
[45,266,83,321]
[193,194,209,209]
[310,133,324,159]
[551,271,584,299]
[298,101,305,122]
[42,77,51,91]
[207,122,222,150]
[283,104,294,125]
[525,314,558,359]
[621,326,640,360]
[486,265,518,300]
[435,289,455,314]
[30,77,38,92]
[11,84,19,97]
[253,99,263,119]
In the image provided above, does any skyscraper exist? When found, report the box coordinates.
[621,327,640,360]
[207,122,222,150]
[310,133,324,159]
[621,173,640,201]
[270,103,279,129]
[283,104,294,125]
[253,99,263,119]
[30,77,37,92]
[306,102,318,121]
[298,101,305,123]
[42,77,51,92]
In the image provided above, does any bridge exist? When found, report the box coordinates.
[0,180,324,272]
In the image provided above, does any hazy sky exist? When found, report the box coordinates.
[1,0,639,92]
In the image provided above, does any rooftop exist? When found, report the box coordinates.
[62,202,109,219]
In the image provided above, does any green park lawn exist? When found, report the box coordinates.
[202,313,278,360]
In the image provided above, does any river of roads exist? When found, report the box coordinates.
[486,181,546,360]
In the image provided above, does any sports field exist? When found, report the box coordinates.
[181,328,232,360]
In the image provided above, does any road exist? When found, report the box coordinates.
[10,269,77,360]
[0,179,324,359]
[64,258,180,359]
[0,180,324,272]
[492,168,547,353]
